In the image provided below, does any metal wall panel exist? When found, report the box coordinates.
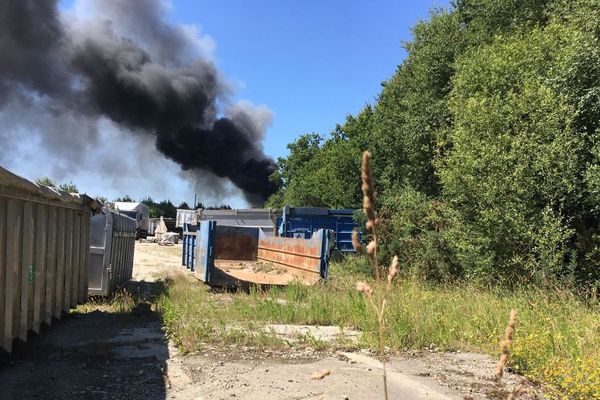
[278,206,358,252]
[257,229,330,281]
[33,204,47,333]
[0,198,6,351]
[5,200,22,352]
[79,212,88,302]
[55,207,65,319]
[45,207,57,326]
[182,223,197,270]
[88,211,136,296]
[71,212,81,307]
[1,166,97,353]
[194,221,216,282]
[64,209,73,312]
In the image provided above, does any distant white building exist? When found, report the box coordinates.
[114,202,150,235]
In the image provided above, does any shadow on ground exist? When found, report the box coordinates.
[0,280,168,400]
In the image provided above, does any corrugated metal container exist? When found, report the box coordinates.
[197,209,278,236]
[89,210,136,296]
[0,166,98,353]
[277,206,358,252]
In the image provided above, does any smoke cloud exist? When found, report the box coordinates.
[0,0,278,205]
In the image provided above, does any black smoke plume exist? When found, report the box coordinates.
[0,0,278,205]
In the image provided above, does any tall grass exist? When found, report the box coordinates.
[158,261,599,399]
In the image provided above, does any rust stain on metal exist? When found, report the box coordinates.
[256,245,321,259]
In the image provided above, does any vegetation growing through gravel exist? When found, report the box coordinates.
[158,263,599,399]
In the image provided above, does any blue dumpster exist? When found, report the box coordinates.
[181,221,331,285]
[277,206,358,252]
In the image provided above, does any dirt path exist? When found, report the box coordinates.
[0,243,541,400]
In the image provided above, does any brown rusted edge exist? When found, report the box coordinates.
[256,255,320,274]
[257,245,321,259]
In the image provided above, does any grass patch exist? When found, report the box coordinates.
[74,288,140,315]
[157,259,599,399]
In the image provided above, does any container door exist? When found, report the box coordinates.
[88,213,113,296]
[195,221,216,282]
[182,223,198,270]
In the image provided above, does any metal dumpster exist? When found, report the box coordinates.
[182,221,331,286]
[277,206,358,252]
[178,208,278,236]
[0,166,99,353]
[88,209,136,296]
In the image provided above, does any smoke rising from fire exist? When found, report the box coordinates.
[0,0,278,205]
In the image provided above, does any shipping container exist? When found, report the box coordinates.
[0,166,99,353]
[88,209,136,296]
[277,206,358,252]
[182,221,331,286]
[180,208,278,236]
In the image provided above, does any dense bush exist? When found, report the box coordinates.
[267,0,600,290]
[370,188,460,282]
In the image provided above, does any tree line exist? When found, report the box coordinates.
[266,0,600,290]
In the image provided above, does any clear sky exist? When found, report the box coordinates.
[166,0,449,160]
[10,0,449,207]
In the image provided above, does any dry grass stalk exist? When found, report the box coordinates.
[495,309,518,381]
[356,281,373,296]
[352,230,362,253]
[361,151,380,280]
[354,150,399,400]
[506,383,524,400]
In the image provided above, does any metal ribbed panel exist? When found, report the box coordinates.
[88,210,136,297]
[0,166,97,353]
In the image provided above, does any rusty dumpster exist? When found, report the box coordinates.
[182,221,330,286]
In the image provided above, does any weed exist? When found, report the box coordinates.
[110,288,137,313]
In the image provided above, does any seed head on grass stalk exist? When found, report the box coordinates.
[352,230,363,253]
[353,150,399,400]
[496,309,518,381]
[360,151,380,280]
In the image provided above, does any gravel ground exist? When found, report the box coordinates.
[0,243,544,400]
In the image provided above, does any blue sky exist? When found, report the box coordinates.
[166,0,449,159]
[14,0,449,207]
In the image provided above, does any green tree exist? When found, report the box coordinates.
[115,195,135,202]
[266,133,323,207]
[35,177,79,193]
[58,181,79,193]
[268,0,600,289]
[439,20,596,285]
[371,10,466,198]
[157,200,176,218]
[35,177,57,188]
